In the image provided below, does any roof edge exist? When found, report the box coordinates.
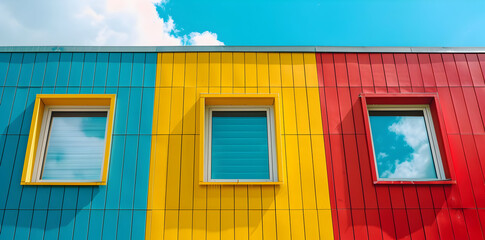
[0,46,484,53]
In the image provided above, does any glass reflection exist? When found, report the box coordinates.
[41,112,107,181]
[369,110,437,179]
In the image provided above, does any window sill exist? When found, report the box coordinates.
[373,179,456,185]
[199,181,283,186]
[21,181,106,186]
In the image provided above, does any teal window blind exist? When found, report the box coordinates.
[210,111,270,180]
[41,111,108,181]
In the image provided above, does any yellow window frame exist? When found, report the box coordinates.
[21,94,116,185]
[199,93,283,185]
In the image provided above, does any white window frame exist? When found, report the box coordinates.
[31,105,110,182]
[204,105,278,182]
[367,104,447,181]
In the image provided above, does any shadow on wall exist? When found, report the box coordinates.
[333,95,458,239]
[0,100,98,234]
[159,97,278,236]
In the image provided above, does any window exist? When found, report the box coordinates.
[205,106,277,182]
[33,107,109,182]
[367,105,445,181]
[22,94,116,185]
[361,93,455,184]
[199,94,282,185]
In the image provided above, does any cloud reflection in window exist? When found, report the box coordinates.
[42,115,107,180]
[370,114,437,179]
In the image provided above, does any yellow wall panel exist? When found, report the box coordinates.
[209,52,221,90]
[276,210,291,240]
[285,135,303,209]
[294,88,311,134]
[280,53,294,87]
[246,87,257,93]
[257,53,269,87]
[290,210,306,240]
[234,52,245,88]
[234,185,248,209]
[156,88,171,134]
[146,210,165,240]
[179,135,195,210]
[261,185,275,210]
[248,185,262,210]
[249,210,263,240]
[148,135,169,209]
[147,52,333,240]
[304,210,320,240]
[221,185,235,209]
[312,135,332,209]
[165,135,182,210]
[197,52,209,87]
[235,209,249,240]
[292,53,306,87]
[207,185,221,210]
[178,210,193,239]
[282,88,297,134]
[299,135,317,209]
[221,210,235,240]
[268,53,282,87]
[207,210,221,239]
[182,87,196,135]
[304,53,319,87]
[160,53,174,87]
[274,135,289,210]
[245,52,257,87]
[193,210,207,240]
[169,88,184,134]
[262,210,277,240]
[193,136,207,209]
[221,52,233,87]
[164,210,179,239]
[173,53,185,87]
[185,52,197,87]
[307,88,324,134]
[318,210,335,240]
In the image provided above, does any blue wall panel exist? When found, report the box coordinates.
[43,53,60,87]
[5,53,22,87]
[30,53,47,87]
[0,52,156,239]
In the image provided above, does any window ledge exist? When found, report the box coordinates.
[199,181,283,186]
[373,179,456,185]
[21,181,106,186]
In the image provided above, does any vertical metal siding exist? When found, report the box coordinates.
[0,52,156,240]
[317,53,485,240]
[146,52,334,240]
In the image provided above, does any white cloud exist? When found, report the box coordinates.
[377,152,388,159]
[187,31,224,46]
[381,117,435,179]
[0,0,223,46]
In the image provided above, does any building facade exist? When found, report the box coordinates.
[0,47,484,239]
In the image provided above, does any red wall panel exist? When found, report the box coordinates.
[317,53,485,240]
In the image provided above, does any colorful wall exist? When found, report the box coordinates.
[0,52,157,239]
[317,53,485,240]
[0,48,484,239]
[145,52,333,240]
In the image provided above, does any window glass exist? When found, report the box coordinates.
[41,111,108,181]
[210,110,270,180]
[369,110,438,180]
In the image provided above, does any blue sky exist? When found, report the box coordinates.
[0,0,484,46]
[159,0,485,46]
